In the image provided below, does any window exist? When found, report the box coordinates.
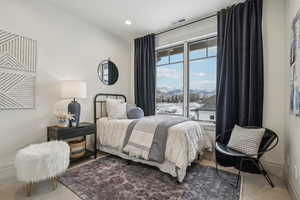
[156,45,184,115]
[155,37,217,122]
[102,63,109,85]
[189,38,217,121]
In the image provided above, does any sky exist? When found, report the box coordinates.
[156,47,216,92]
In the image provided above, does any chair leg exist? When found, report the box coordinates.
[215,150,219,175]
[258,161,274,188]
[250,159,274,188]
[236,158,244,189]
[215,161,219,175]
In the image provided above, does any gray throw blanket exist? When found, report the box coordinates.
[123,116,188,163]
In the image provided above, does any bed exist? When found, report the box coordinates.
[94,93,211,182]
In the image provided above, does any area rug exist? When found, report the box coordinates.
[59,155,241,200]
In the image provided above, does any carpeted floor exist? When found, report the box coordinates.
[59,155,241,200]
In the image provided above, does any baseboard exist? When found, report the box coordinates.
[203,150,284,180]
[284,165,300,200]
[260,159,284,180]
[286,178,300,200]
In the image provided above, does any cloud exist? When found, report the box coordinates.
[192,72,207,77]
[197,80,215,84]
[157,68,181,79]
[190,80,216,91]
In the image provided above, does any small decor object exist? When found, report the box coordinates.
[98,59,119,85]
[60,81,87,127]
[15,141,70,196]
[0,29,37,109]
[69,139,86,159]
[53,110,74,128]
[290,8,300,116]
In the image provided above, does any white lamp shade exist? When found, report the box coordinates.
[60,81,87,99]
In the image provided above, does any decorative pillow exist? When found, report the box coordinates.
[106,99,127,119]
[126,103,137,112]
[127,107,144,119]
[227,125,265,157]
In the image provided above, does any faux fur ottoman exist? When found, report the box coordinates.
[15,141,70,195]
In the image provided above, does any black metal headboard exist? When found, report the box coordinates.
[93,93,127,123]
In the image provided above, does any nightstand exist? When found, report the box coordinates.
[47,122,97,163]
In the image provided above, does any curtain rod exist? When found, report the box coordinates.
[155,13,217,36]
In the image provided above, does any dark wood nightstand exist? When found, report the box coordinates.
[47,122,97,163]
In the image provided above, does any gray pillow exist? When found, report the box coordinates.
[126,104,137,111]
[227,125,265,157]
[127,107,144,119]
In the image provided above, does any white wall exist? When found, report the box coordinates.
[0,0,131,174]
[155,16,217,48]
[262,0,286,173]
[285,0,300,198]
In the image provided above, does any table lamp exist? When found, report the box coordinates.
[60,80,87,127]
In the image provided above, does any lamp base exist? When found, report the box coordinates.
[68,99,81,127]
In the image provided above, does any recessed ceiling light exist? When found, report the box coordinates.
[125,20,132,25]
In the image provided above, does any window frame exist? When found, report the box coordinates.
[155,35,217,121]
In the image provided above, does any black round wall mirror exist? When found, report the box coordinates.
[97,59,119,85]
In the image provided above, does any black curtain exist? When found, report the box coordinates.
[134,34,156,116]
[216,0,264,171]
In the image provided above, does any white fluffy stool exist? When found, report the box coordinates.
[15,141,70,196]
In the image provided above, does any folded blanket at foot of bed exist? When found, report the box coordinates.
[123,116,188,163]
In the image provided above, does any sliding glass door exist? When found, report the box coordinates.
[155,36,217,122]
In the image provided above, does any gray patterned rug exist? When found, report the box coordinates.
[59,155,241,200]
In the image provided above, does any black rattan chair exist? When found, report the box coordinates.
[215,127,279,188]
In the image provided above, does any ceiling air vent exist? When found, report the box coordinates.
[172,18,186,25]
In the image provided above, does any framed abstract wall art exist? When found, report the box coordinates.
[290,9,300,116]
[0,29,37,109]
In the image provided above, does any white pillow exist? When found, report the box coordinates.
[106,99,127,119]
[227,125,265,157]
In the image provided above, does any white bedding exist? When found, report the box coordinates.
[97,117,211,181]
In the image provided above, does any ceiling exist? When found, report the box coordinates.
[45,0,242,41]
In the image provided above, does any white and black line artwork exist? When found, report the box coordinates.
[0,29,37,109]
[0,70,35,109]
[0,30,37,72]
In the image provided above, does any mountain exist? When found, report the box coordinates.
[156,87,215,96]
